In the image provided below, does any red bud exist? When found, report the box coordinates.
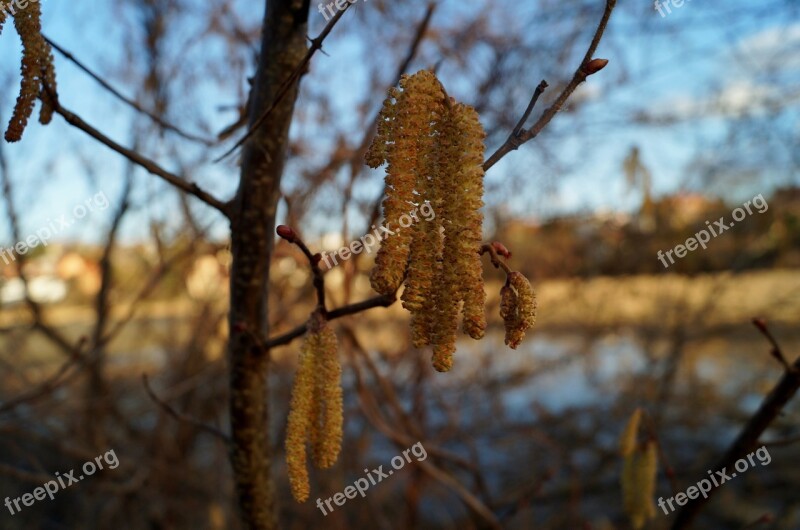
[582,58,609,76]
[491,241,512,259]
[276,225,297,242]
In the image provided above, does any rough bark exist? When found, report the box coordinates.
[227,1,310,528]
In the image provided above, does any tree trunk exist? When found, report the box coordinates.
[227,1,309,528]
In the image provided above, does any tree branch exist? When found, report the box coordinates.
[48,94,230,217]
[482,0,616,172]
[264,292,396,349]
[214,0,355,162]
[142,374,230,444]
[671,322,799,529]
[44,35,215,146]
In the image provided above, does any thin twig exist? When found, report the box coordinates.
[47,92,230,217]
[671,326,799,529]
[264,292,396,349]
[142,374,230,444]
[480,243,512,275]
[44,35,215,146]
[482,0,616,172]
[215,1,354,162]
[0,355,84,415]
[277,226,327,313]
[752,317,794,372]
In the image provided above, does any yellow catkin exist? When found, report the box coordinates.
[499,271,537,349]
[619,408,642,457]
[622,441,658,529]
[366,70,491,370]
[449,103,487,340]
[287,315,344,502]
[368,76,422,295]
[285,332,316,503]
[5,1,57,142]
[397,70,444,322]
[310,322,343,469]
[365,87,399,169]
[428,100,466,369]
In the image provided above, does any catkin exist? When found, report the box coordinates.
[286,316,343,502]
[621,441,658,529]
[401,72,445,322]
[500,271,537,349]
[285,333,316,502]
[449,103,487,340]
[4,1,57,142]
[619,408,642,456]
[365,70,492,370]
[310,323,343,469]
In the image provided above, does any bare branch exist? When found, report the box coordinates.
[44,35,215,146]
[47,93,230,217]
[142,374,230,444]
[671,325,799,529]
[483,0,616,172]
[264,292,396,349]
[214,0,355,162]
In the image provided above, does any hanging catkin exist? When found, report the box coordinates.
[2,1,57,142]
[621,441,658,529]
[619,408,642,456]
[619,409,658,529]
[310,322,343,470]
[366,69,537,370]
[286,315,343,502]
[367,79,418,295]
[500,271,537,349]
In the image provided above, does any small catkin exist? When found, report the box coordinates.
[287,316,344,502]
[619,408,642,457]
[622,441,658,529]
[500,271,537,349]
[369,76,422,295]
[365,87,399,169]
[401,71,445,322]
[5,2,57,142]
[310,323,343,469]
[285,333,316,503]
[449,103,487,340]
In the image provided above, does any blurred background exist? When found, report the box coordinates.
[0,0,798,528]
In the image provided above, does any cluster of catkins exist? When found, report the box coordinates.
[0,0,57,142]
[619,408,658,529]
[285,311,343,502]
[366,69,537,371]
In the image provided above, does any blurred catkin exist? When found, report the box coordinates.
[619,408,642,456]
[285,332,315,502]
[2,1,57,142]
[310,323,343,469]
[286,315,343,502]
[500,271,537,349]
[621,441,658,529]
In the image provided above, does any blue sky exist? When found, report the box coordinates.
[0,0,797,246]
